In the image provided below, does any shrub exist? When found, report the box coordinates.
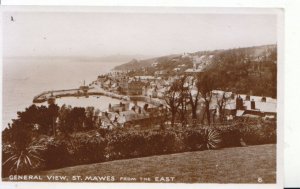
[125,133,147,157]
[201,128,223,150]
[240,121,276,145]
[181,129,204,151]
[218,127,242,147]
[160,131,182,154]
[2,139,46,176]
[2,119,276,176]
[42,138,73,169]
[106,131,147,159]
[71,133,107,164]
[2,127,46,177]
[144,131,165,155]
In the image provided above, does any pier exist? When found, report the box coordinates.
[32,85,166,108]
[32,86,130,104]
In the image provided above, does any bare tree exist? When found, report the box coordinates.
[196,71,216,126]
[164,79,182,127]
[177,76,189,127]
[215,91,230,123]
[187,78,201,121]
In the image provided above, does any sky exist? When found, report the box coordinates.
[3,10,277,58]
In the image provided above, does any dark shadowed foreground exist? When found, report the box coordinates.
[31,144,276,183]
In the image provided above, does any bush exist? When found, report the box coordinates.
[218,127,242,147]
[201,129,223,150]
[240,121,276,145]
[157,131,182,154]
[2,142,46,177]
[2,132,47,177]
[42,138,73,169]
[106,131,147,159]
[72,133,107,164]
[2,120,276,176]
[181,129,204,151]
[216,120,277,147]
[143,132,165,155]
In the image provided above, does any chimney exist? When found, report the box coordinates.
[246,95,250,101]
[251,99,255,109]
[236,95,243,110]
[108,103,112,112]
[231,93,235,99]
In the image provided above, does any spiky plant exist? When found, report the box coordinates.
[202,128,223,150]
[2,141,46,174]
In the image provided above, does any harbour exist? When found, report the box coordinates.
[2,57,126,128]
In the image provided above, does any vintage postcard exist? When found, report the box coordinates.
[1,6,283,189]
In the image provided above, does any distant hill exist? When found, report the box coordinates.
[113,54,180,71]
[114,44,276,71]
[113,44,277,97]
[94,54,153,63]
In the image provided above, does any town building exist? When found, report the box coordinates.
[208,91,277,121]
[108,102,130,112]
[126,80,145,95]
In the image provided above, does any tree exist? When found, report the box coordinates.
[48,103,59,136]
[2,116,46,176]
[69,107,86,132]
[177,76,189,127]
[187,78,201,121]
[164,76,191,127]
[84,107,95,130]
[164,79,182,127]
[158,104,168,129]
[58,105,72,135]
[215,91,231,123]
[196,71,217,125]
[58,107,86,133]
[211,70,230,123]
[14,104,56,135]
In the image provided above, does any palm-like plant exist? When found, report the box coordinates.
[202,129,223,150]
[3,141,46,174]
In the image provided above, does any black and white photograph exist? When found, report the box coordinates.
[1,6,282,187]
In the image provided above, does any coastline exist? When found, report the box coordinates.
[3,58,126,129]
[33,84,164,107]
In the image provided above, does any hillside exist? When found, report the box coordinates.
[114,44,276,71]
[31,144,276,183]
[113,54,180,71]
[113,44,277,97]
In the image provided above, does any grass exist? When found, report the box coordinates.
[7,144,276,183]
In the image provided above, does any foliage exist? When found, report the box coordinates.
[15,105,55,135]
[41,131,108,168]
[144,130,180,155]
[218,126,242,147]
[211,46,277,98]
[201,128,223,150]
[106,131,147,159]
[181,129,203,151]
[2,136,47,177]
[42,138,73,169]
[196,71,218,125]
[2,105,276,177]
[239,121,277,145]
[164,78,183,126]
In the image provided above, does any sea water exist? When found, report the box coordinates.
[3,57,125,129]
